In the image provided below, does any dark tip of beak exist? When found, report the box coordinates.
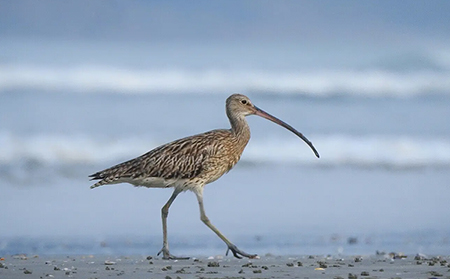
[254,106,320,158]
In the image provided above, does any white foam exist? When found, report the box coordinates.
[1,132,449,169]
[245,135,450,168]
[1,64,450,97]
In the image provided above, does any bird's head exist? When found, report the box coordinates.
[226,93,320,158]
[226,94,257,117]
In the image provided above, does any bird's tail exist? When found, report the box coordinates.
[89,180,107,189]
[89,172,109,189]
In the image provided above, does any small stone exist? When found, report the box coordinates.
[53,267,60,271]
[348,273,358,279]
[253,269,262,273]
[414,254,426,260]
[146,256,153,260]
[286,262,294,267]
[175,268,186,274]
[238,269,244,274]
[390,252,407,259]
[24,269,32,274]
[361,271,369,276]
[318,261,328,268]
[354,257,363,262]
[297,261,303,266]
[429,271,443,277]
[104,260,116,265]
[207,261,219,267]
[242,262,253,267]
[262,265,269,270]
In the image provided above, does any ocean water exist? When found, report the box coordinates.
[1,39,449,256]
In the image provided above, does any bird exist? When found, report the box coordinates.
[89,93,319,259]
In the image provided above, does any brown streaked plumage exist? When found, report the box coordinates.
[89,93,319,259]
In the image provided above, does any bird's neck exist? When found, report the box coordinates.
[229,114,251,147]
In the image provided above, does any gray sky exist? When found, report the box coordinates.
[1,0,449,44]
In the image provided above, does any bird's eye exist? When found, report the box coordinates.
[241,100,248,105]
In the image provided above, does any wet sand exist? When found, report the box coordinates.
[1,254,449,279]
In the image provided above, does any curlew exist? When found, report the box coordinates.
[89,94,319,259]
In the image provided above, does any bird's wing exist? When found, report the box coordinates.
[89,131,222,187]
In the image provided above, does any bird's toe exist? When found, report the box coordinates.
[226,244,257,259]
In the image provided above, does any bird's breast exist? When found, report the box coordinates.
[200,147,244,185]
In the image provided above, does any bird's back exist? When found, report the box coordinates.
[89,129,246,189]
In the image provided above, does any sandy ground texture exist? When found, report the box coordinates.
[1,254,450,279]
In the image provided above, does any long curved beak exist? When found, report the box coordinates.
[254,106,320,158]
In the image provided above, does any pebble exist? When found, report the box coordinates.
[207,261,220,267]
[0,254,449,278]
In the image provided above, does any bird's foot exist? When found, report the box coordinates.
[226,244,258,259]
[157,247,189,260]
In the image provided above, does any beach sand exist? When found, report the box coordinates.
[1,253,449,279]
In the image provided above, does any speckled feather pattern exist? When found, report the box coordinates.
[89,126,250,189]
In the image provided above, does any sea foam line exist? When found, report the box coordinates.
[1,65,450,97]
[1,132,449,169]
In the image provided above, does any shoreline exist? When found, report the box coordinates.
[1,254,449,279]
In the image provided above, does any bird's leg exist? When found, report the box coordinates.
[194,189,257,259]
[157,188,189,260]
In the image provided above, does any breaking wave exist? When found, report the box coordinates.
[1,64,450,97]
[1,132,449,169]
